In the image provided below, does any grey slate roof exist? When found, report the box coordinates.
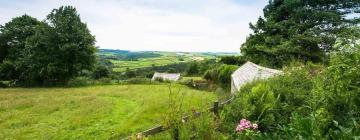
[151,72,181,81]
[231,61,282,94]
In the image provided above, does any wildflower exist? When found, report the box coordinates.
[235,119,258,132]
[252,123,258,129]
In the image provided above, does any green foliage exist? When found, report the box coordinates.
[0,6,96,86]
[126,77,150,84]
[322,36,360,126]
[166,68,177,73]
[163,85,186,140]
[154,77,164,82]
[217,65,238,88]
[241,0,360,68]
[181,112,224,140]
[97,77,112,84]
[0,15,40,81]
[221,63,323,137]
[186,62,199,76]
[93,65,111,79]
[162,84,224,140]
[219,56,246,66]
[23,6,96,86]
[203,64,238,89]
[68,76,93,87]
[221,37,360,139]
[125,68,136,78]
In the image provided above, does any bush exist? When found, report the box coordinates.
[186,62,199,76]
[68,77,93,87]
[167,68,177,73]
[93,65,111,79]
[180,79,208,90]
[219,56,247,65]
[221,51,360,139]
[0,82,8,88]
[125,68,136,78]
[154,77,164,82]
[203,64,238,89]
[97,77,112,84]
[221,64,321,137]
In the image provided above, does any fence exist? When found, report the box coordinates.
[121,95,234,139]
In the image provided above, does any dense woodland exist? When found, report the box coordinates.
[0,0,360,139]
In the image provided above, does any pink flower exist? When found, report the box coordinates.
[236,125,244,132]
[236,119,259,132]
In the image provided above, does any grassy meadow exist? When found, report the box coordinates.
[0,84,218,139]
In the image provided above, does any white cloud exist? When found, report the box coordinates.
[0,0,267,52]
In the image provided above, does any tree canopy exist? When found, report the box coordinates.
[0,15,41,81]
[0,6,97,86]
[241,0,360,68]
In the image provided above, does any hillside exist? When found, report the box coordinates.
[98,49,236,72]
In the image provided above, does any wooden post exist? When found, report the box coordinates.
[213,101,219,118]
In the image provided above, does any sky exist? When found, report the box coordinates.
[0,0,268,52]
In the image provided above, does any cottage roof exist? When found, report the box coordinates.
[151,72,181,81]
[231,61,282,94]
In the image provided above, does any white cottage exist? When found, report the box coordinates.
[151,72,181,81]
[231,62,282,94]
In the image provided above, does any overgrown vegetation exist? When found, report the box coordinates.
[220,35,360,139]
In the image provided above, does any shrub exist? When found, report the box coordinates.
[68,77,93,87]
[97,77,112,84]
[217,65,238,88]
[180,79,194,87]
[186,62,199,76]
[203,64,238,89]
[154,77,164,82]
[167,68,177,73]
[221,64,319,135]
[0,82,7,88]
[93,65,111,79]
[219,56,247,66]
[221,51,360,139]
[125,68,136,78]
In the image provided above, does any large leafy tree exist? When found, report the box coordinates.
[22,6,97,85]
[0,15,40,80]
[241,0,360,68]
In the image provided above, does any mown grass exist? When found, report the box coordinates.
[0,84,218,139]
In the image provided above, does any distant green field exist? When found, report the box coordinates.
[0,84,217,139]
[111,56,186,72]
[104,51,216,72]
